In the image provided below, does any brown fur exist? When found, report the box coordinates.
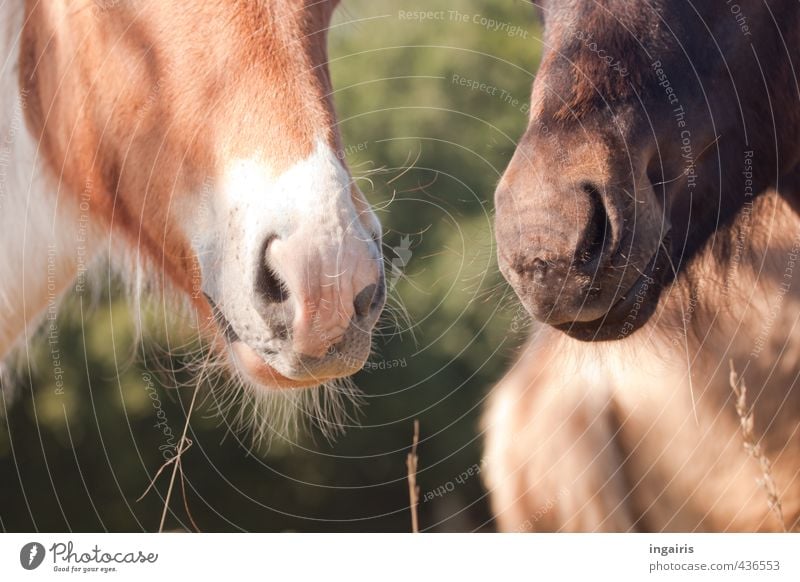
[488,0,800,531]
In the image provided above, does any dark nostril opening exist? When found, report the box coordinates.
[256,235,290,304]
[354,283,376,319]
[353,278,385,319]
[576,182,612,266]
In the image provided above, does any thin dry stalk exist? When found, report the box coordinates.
[729,361,787,531]
[406,419,420,533]
[137,383,202,532]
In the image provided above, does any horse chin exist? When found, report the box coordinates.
[229,341,327,390]
[551,238,672,342]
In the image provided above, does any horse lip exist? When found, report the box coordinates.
[203,293,323,389]
[229,340,330,389]
[553,233,672,341]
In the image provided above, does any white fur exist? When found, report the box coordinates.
[187,139,381,376]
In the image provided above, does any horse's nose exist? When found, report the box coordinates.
[496,180,614,325]
[262,231,383,358]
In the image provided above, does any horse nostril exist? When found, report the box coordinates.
[353,284,376,319]
[577,182,612,266]
[353,278,385,319]
[256,235,290,304]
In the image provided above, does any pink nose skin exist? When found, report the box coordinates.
[291,297,352,358]
[269,229,381,359]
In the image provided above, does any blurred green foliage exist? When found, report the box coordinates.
[0,0,541,532]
